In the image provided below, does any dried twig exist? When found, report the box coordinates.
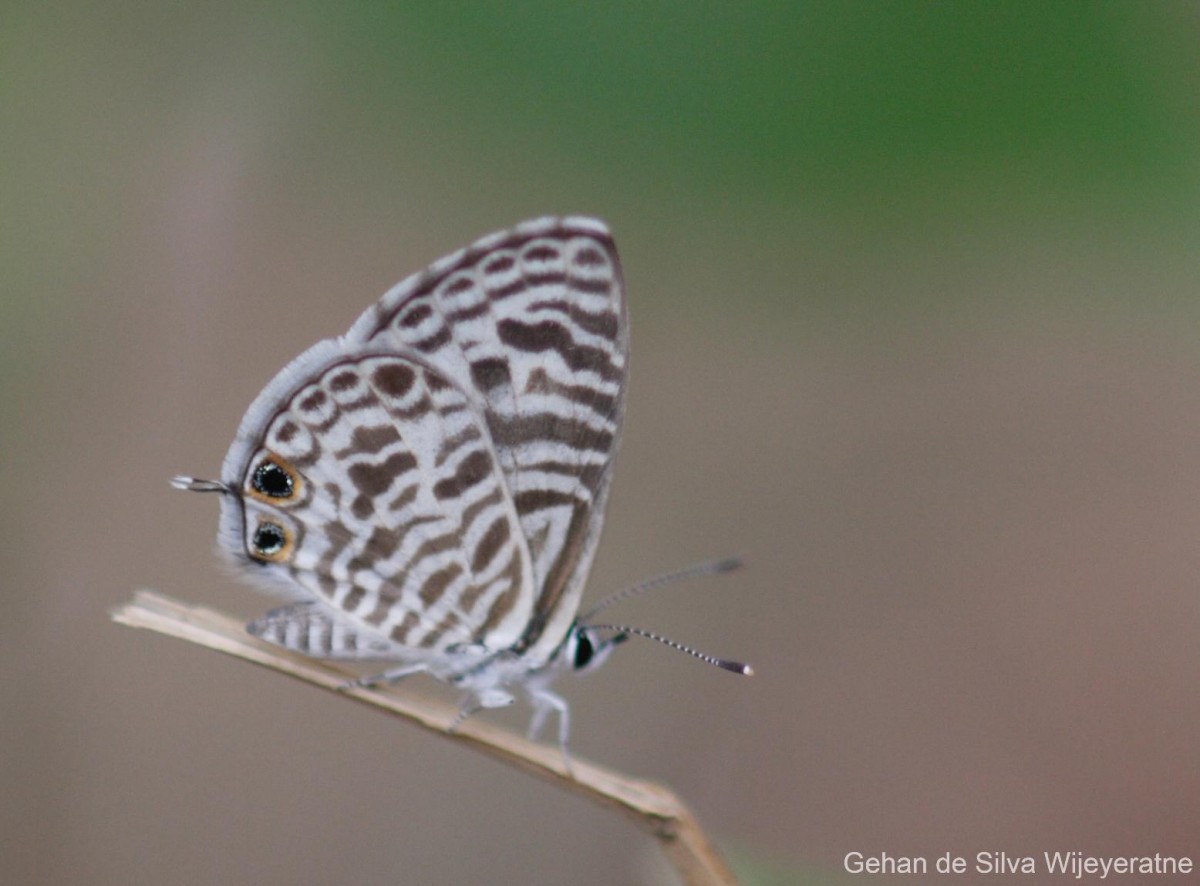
[112,591,741,886]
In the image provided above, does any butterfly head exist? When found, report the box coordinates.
[565,558,755,678]
[562,623,629,677]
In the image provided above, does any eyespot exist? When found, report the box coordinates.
[253,461,294,497]
[247,454,301,503]
[251,521,290,561]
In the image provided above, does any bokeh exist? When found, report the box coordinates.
[4,3,1200,884]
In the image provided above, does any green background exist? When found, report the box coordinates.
[5,4,1199,884]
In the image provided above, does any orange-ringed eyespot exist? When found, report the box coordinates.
[253,522,287,557]
[253,461,294,498]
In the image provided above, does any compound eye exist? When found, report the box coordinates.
[250,521,291,562]
[248,455,301,503]
[572,630,595,669]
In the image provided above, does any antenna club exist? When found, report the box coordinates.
[717,660,753,676]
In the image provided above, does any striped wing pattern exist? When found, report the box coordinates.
[218,217,627,674]
[236,354,534,659]
[345,217,627,659]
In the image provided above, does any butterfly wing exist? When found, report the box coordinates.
[216,345,536,663]
[344,217,629,660]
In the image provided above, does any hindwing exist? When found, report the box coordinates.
[219,347,536,657]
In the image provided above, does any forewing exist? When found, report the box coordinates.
[218,347,535,657]
[344,217,629,655]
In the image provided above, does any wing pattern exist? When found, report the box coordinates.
[229,353,535,661]
[345,217,628,657]
[216,217,627,670]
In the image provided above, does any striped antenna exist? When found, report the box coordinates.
[170,218,753,761]
[579,556,742,622]
[586,624,753,676]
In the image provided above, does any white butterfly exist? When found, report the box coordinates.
[175,217,748,767]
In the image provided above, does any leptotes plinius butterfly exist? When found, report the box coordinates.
[175,217,750,766]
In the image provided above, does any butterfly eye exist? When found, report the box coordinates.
[251,521,290,560]
[572,630,595,669]
[249,457,300,502]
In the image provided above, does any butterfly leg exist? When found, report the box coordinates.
[339,663,428,691]
[528,688,573,776]
[526,705,550,743]
[448,689,515,733]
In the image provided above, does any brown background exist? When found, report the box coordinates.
[4,4,1200,884]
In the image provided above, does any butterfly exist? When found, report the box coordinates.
[174,216,749,768]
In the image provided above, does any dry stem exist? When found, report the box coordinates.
[112,591,740,886]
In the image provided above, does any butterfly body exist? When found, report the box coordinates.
[181,217,630,752]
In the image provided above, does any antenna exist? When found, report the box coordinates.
[171,476,230,493]
[586,624,753,676]
[579,556,742,622]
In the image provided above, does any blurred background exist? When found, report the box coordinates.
[4,3,1200,884]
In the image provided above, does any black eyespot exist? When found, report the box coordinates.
[573,631,595,669]
[253,461,294,498]
[252,522,287,557]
